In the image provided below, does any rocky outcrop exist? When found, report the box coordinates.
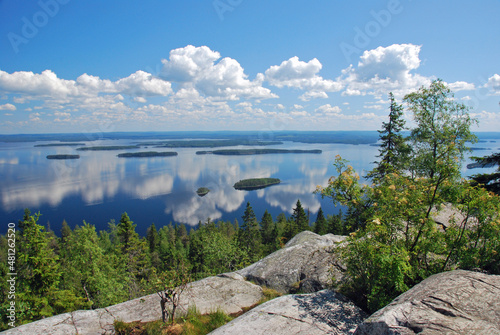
[208,289,367,335]
[237,231,346,293]
[354,270,500,335]
[0,273,263,335]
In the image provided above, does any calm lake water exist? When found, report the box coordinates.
[1,136,498,236]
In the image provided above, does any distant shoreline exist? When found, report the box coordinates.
[197,149,322,155]
[117,151,178,158]
[35,143,86,147]
[46,154,80,160]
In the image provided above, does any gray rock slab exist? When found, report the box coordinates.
[1,274,263,335]
[236,231,346,293]
[355,270,500,335]
[208,289,367,335]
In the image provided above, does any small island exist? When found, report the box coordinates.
[234,178,281,190]
[46,154,80,160]
[117,151,178,158]
[196,187,210,196]
[77,145,139,151]
[35,143,86,147]
[196,149,322,155]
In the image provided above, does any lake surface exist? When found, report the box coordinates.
[1,134,498,236]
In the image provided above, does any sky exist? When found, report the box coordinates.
[0,0,499,134]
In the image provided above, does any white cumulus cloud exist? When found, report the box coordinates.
[341,44,431,97]
[265,56,343,100]
[160,45,277,100]
[0,69,172,98]
[484,74,500,95]
[0,103,16,111]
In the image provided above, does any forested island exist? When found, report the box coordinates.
[234,178,281,190]
[196,187,210,196]
[46,154,80,159]
[117,151,178,158]
[197,149,322,155]
[140,139,283,148]
[35,143,86,147]
[77,145,140,151]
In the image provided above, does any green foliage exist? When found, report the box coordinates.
[117,213,152,298]
[339,231,411,312]
[316,156,374,232]
[61,222,128,308]
[292,199,309,232]
[15,211,64,322]
[368,92,409,180]
[238,203,263,262]
[318,81,499,313]
[313,207,328,235]
[404,79,477,181]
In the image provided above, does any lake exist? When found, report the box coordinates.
[1,132,498,236]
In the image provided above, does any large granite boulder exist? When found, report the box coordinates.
[209,289,367,335]
[0,273,263,335]
[236,231,346,293]
[355,270,500,335]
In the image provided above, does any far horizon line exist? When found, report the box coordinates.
[1,129,500,136]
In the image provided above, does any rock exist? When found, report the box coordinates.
[0,275,263,335]
[236,231,346,293]
[431,203,478,230]
[208,289,367,335]
[354,270,500,335]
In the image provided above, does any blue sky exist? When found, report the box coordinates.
[0,0,499,133]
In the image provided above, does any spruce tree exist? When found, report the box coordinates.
[260,210,274,245]
[60,219,72,244]
[17,211,64,321]
[292,199,309,232]
[369,92,408,180]
[116,212,151,298]
[313,207,328,235]
[146,222,159,253]
[238,202,262,261]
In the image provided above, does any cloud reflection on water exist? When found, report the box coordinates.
[0,142,381,226]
